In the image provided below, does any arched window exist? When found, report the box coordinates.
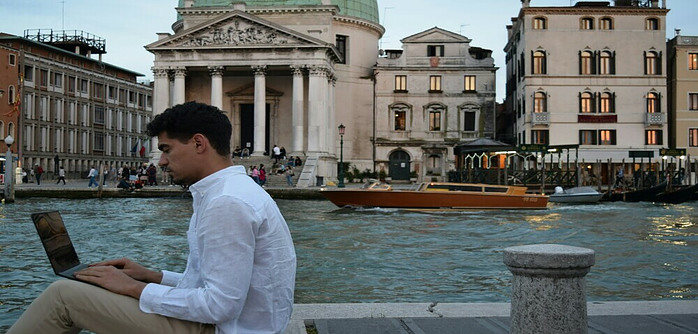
[644,51,661,75]
[580,92,594,113]
[599,51,615,74]
[581,17,594,30]
[7,122,15,140]
[600,17,613,30]
[534,92,547,113]
[646,92,660,113]
[600,92,615,113]
[0,121,4,138]
[390,103,410,131]
[532,50,546,74]
[8,85,15,104]
[580,51,594,75]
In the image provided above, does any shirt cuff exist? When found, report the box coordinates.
[139,282,172,314]
[160,270,182,286]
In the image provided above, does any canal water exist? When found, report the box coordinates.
[0,197,696,329]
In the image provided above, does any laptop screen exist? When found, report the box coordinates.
[31,211,81,275]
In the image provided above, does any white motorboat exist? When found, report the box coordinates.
[549,186,603,203]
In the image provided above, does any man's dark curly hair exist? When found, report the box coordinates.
[146,101,232,156]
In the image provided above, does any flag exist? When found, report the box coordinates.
[131,140,139,153]
[139,146,146,157]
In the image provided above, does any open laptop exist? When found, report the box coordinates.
[30,211,90,282]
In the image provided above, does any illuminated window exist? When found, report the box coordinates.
[689,53,698,70]
[580,92,594,113]
[533,17,547,30]
[645,130,662,145]
[581,17,594,30]
[599,51,614,74]
[647,92,660,113]
[429,75,441,92]
[532,130,549,145]
[464,75,476,92]
[391,104,409,131]
[394,75,407,91]
[646,18,659,30]
[690,93,698,111]
[600,17,613,30]
[580,51,594,75]
[534,92,547,113]
[599,130,616,145]
[428,109,441,131]
[689,129,698,147]
[533,51,546,74]
[600,92,614,113]
[645,51,661,75]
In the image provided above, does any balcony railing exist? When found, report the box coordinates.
[531,112,549,125]
[645,112,664,126]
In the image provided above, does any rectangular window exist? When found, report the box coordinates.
[689,128,698,147]
[24,65,34,82]
[94,106,105,125]
[600,18,613,30]
[581,18,594,30]
[394,75,407,91]
[580,130,596,145]
[79,79,88,93]
[68,76,76,93]
[533,17,546,30]
[429,111,441,131]
[9,54,16,66]
[463,75,476,92]
[463,111,476,131]
[52,72,63,88]
[599,130,616,145]
[427,45,444,57]
[40,69,48,87]
[93,83,104,99]
[689,93,698,110]
[94,131,105,151]
[429,75,441,92]
[394,110,406,131]
[646,18,659,30]
[336,35,347,64]
[531,130,549,145]
[690,53,698,70]
[645,130,662,145]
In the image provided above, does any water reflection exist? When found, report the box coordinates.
[0,198,696,330]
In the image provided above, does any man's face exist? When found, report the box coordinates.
[157,132,197,185]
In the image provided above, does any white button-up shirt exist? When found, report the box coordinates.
[139,165,296,333]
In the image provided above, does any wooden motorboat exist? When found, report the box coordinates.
[549,186,603,203]
[320,180,548,210]
[654,183,698,204]
[606,181,667,202]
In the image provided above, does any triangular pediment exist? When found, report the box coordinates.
[147,10,329,50]
[401,27,471,44]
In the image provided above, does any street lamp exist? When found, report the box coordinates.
[338,124,346,188]
[4,135,14,203]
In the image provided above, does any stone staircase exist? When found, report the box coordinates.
[232,155,303,188]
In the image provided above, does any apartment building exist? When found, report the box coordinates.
[504,0,669,175]
[0,30,152,179]
[667,34,698,158]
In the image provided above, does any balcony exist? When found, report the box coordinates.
[645,112,665,126]
[530,112,549,125]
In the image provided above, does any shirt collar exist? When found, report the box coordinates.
[189,165,244,196]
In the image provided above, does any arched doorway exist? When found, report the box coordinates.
[389,150,411,180]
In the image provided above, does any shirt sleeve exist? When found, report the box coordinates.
[159,270,183,287]
[139,195,258,324]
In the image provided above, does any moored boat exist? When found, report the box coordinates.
[549,186,603,203]
[320,180,548,210]
[654,183,698,204]
[606,181,667,202]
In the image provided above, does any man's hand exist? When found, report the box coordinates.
[89,258,163,284]
[75,265,147,299]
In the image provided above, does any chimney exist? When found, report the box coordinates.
[184,0,195,7]
[522,0,531,8]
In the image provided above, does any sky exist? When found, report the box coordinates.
[1,0,695,102]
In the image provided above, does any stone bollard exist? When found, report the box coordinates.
[503,244,595,334]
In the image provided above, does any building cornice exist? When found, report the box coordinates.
[522,7,669,16]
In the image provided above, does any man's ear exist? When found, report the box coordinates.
[192,134,206,152]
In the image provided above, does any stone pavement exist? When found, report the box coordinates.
[286,301,698,334]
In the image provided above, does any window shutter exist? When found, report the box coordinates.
[531,51,534,74]
[658,92,662,113]
[611,51,617,74]
[578,92,582,113]
[658,51,663,75]
[612,92,616,113]
[578,131,583,144]
[543,52,547,74]
[593,51,598,75]
[578,51,583,75]
[643,51,648,75]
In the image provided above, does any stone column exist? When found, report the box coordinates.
[327,74,337,156]
[307,66,325,153]
[209,66,224,110]
[252,65,267,156]
[504,244,595,334]
[291,65,305,156]
[173,67,187,106]
[150,67,170,164]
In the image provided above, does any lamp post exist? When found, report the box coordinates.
[4,135,14,203]
[338,124,346,188]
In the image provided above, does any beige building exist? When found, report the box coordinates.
[374,28,497,182]
[667,34,698,159]
[146,0,383,186]
[0,31,152,179]
[504,0,669,172]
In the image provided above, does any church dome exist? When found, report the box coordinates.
[178,0,379,24]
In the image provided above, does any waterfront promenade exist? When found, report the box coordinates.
[5,180,698,333]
